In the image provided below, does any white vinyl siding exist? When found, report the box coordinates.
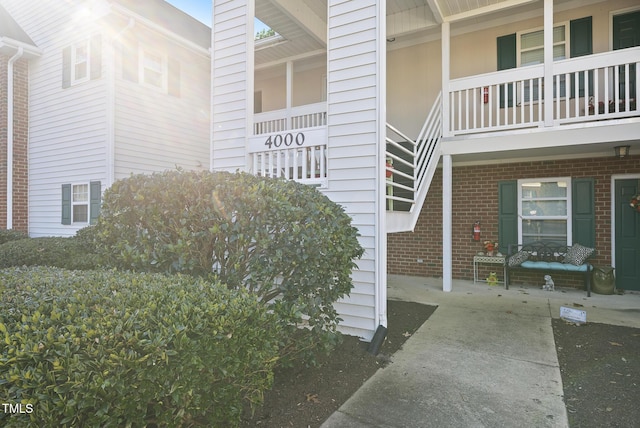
[210,0,252,171]
[324,0,381,340]
[0,0,108,237]
[114,25,209,178]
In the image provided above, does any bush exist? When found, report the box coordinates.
[0,266,280,427]
[94,170,364,361]
[0,237,99,271]
[0,229,28,245]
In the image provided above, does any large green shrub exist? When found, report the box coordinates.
[94,170,364,360]
[0,229,28,245]
[0,266,280,427]
[0,236,98,270]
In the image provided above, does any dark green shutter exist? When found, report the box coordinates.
[570,17,593,98]
[572,178,595,248]
[90,35,102,80]
[498,180,518,252]
[62,46,71,88]
[89,181,102,225]
[497,34,516,108]
[62,184,71,225]
[168,59,180,97]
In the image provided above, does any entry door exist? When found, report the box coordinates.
[615,179,640,290]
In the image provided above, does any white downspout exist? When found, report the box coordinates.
[6,46,24,230]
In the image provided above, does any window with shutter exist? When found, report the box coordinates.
[62,35,102,88]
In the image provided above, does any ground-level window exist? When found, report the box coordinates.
[62,181,101,225]
[518,178,571,245]
[499,177,593,251]
[72,184,89,223]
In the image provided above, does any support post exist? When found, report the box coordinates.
[442,154,453,292]
[543,0,554,126]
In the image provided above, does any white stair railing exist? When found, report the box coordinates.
[386,92,443,232]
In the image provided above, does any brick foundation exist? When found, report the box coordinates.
[0,55,29,233]
[387,155,640,288]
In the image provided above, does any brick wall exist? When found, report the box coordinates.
[0,55,29,233]
[387,155,640,288]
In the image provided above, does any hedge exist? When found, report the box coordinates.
[93,170,364,361]
[0,237,99,271]
[0,229,28,246]
[0,267,281,427]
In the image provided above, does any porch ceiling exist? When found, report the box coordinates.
[254,0,583,66]
[444,121,640,165]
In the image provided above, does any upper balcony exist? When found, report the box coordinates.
[447,47,640,136]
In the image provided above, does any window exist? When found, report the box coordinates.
[140,48,166,90]
[72,184,89,223]
[62,181,101,225]
[518,178,571,245]
[72,41,89,83]
[121,43,180,96]
[518,25,568,101]
[498,18,594,105]
[62,35,101,88]
[499,178,594,251]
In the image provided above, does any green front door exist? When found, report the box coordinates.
[615,179,640,290]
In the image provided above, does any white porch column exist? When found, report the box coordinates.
[543,0,554,126]
[210,0,254,172]
[442,154,453,292]
[441,21,451,137]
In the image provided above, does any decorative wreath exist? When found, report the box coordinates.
[631,194,640,213]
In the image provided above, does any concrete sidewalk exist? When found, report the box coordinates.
[321,275,640,428]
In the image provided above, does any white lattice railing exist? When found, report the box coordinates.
[448,47,640,135]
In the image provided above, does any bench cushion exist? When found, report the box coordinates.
[519,261,589,272]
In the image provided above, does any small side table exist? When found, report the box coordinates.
[473,255,506,284]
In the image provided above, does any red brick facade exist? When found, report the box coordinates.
[0,55,29,233]
[387,155,640,288]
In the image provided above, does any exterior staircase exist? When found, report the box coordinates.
[386,92,442,233]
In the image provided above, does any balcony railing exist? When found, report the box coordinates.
[254,102,327,135]
[250,102,328,186]
[448,47,640,135]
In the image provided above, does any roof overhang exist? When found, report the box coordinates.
[0,37,41,59]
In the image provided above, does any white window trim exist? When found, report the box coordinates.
[138,46,168,92]
[71,183,89,224]
[516,22,569,104]
[517,177,572,245]
[71,40,90,85]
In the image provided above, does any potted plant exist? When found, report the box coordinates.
[483,240,498,256]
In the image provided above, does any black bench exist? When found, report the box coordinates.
[505,242,595,296]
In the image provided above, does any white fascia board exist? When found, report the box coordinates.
[0,37,42,59]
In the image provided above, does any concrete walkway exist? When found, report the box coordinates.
[322,275,640,428]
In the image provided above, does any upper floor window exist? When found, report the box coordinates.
[141,48,166,90]
[518,25,567,67]
[62,35,102,88]
[122,42,181,97]
[72,41,89,83]
[497,17,593,104]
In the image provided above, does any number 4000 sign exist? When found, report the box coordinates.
[264,132,305,149]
